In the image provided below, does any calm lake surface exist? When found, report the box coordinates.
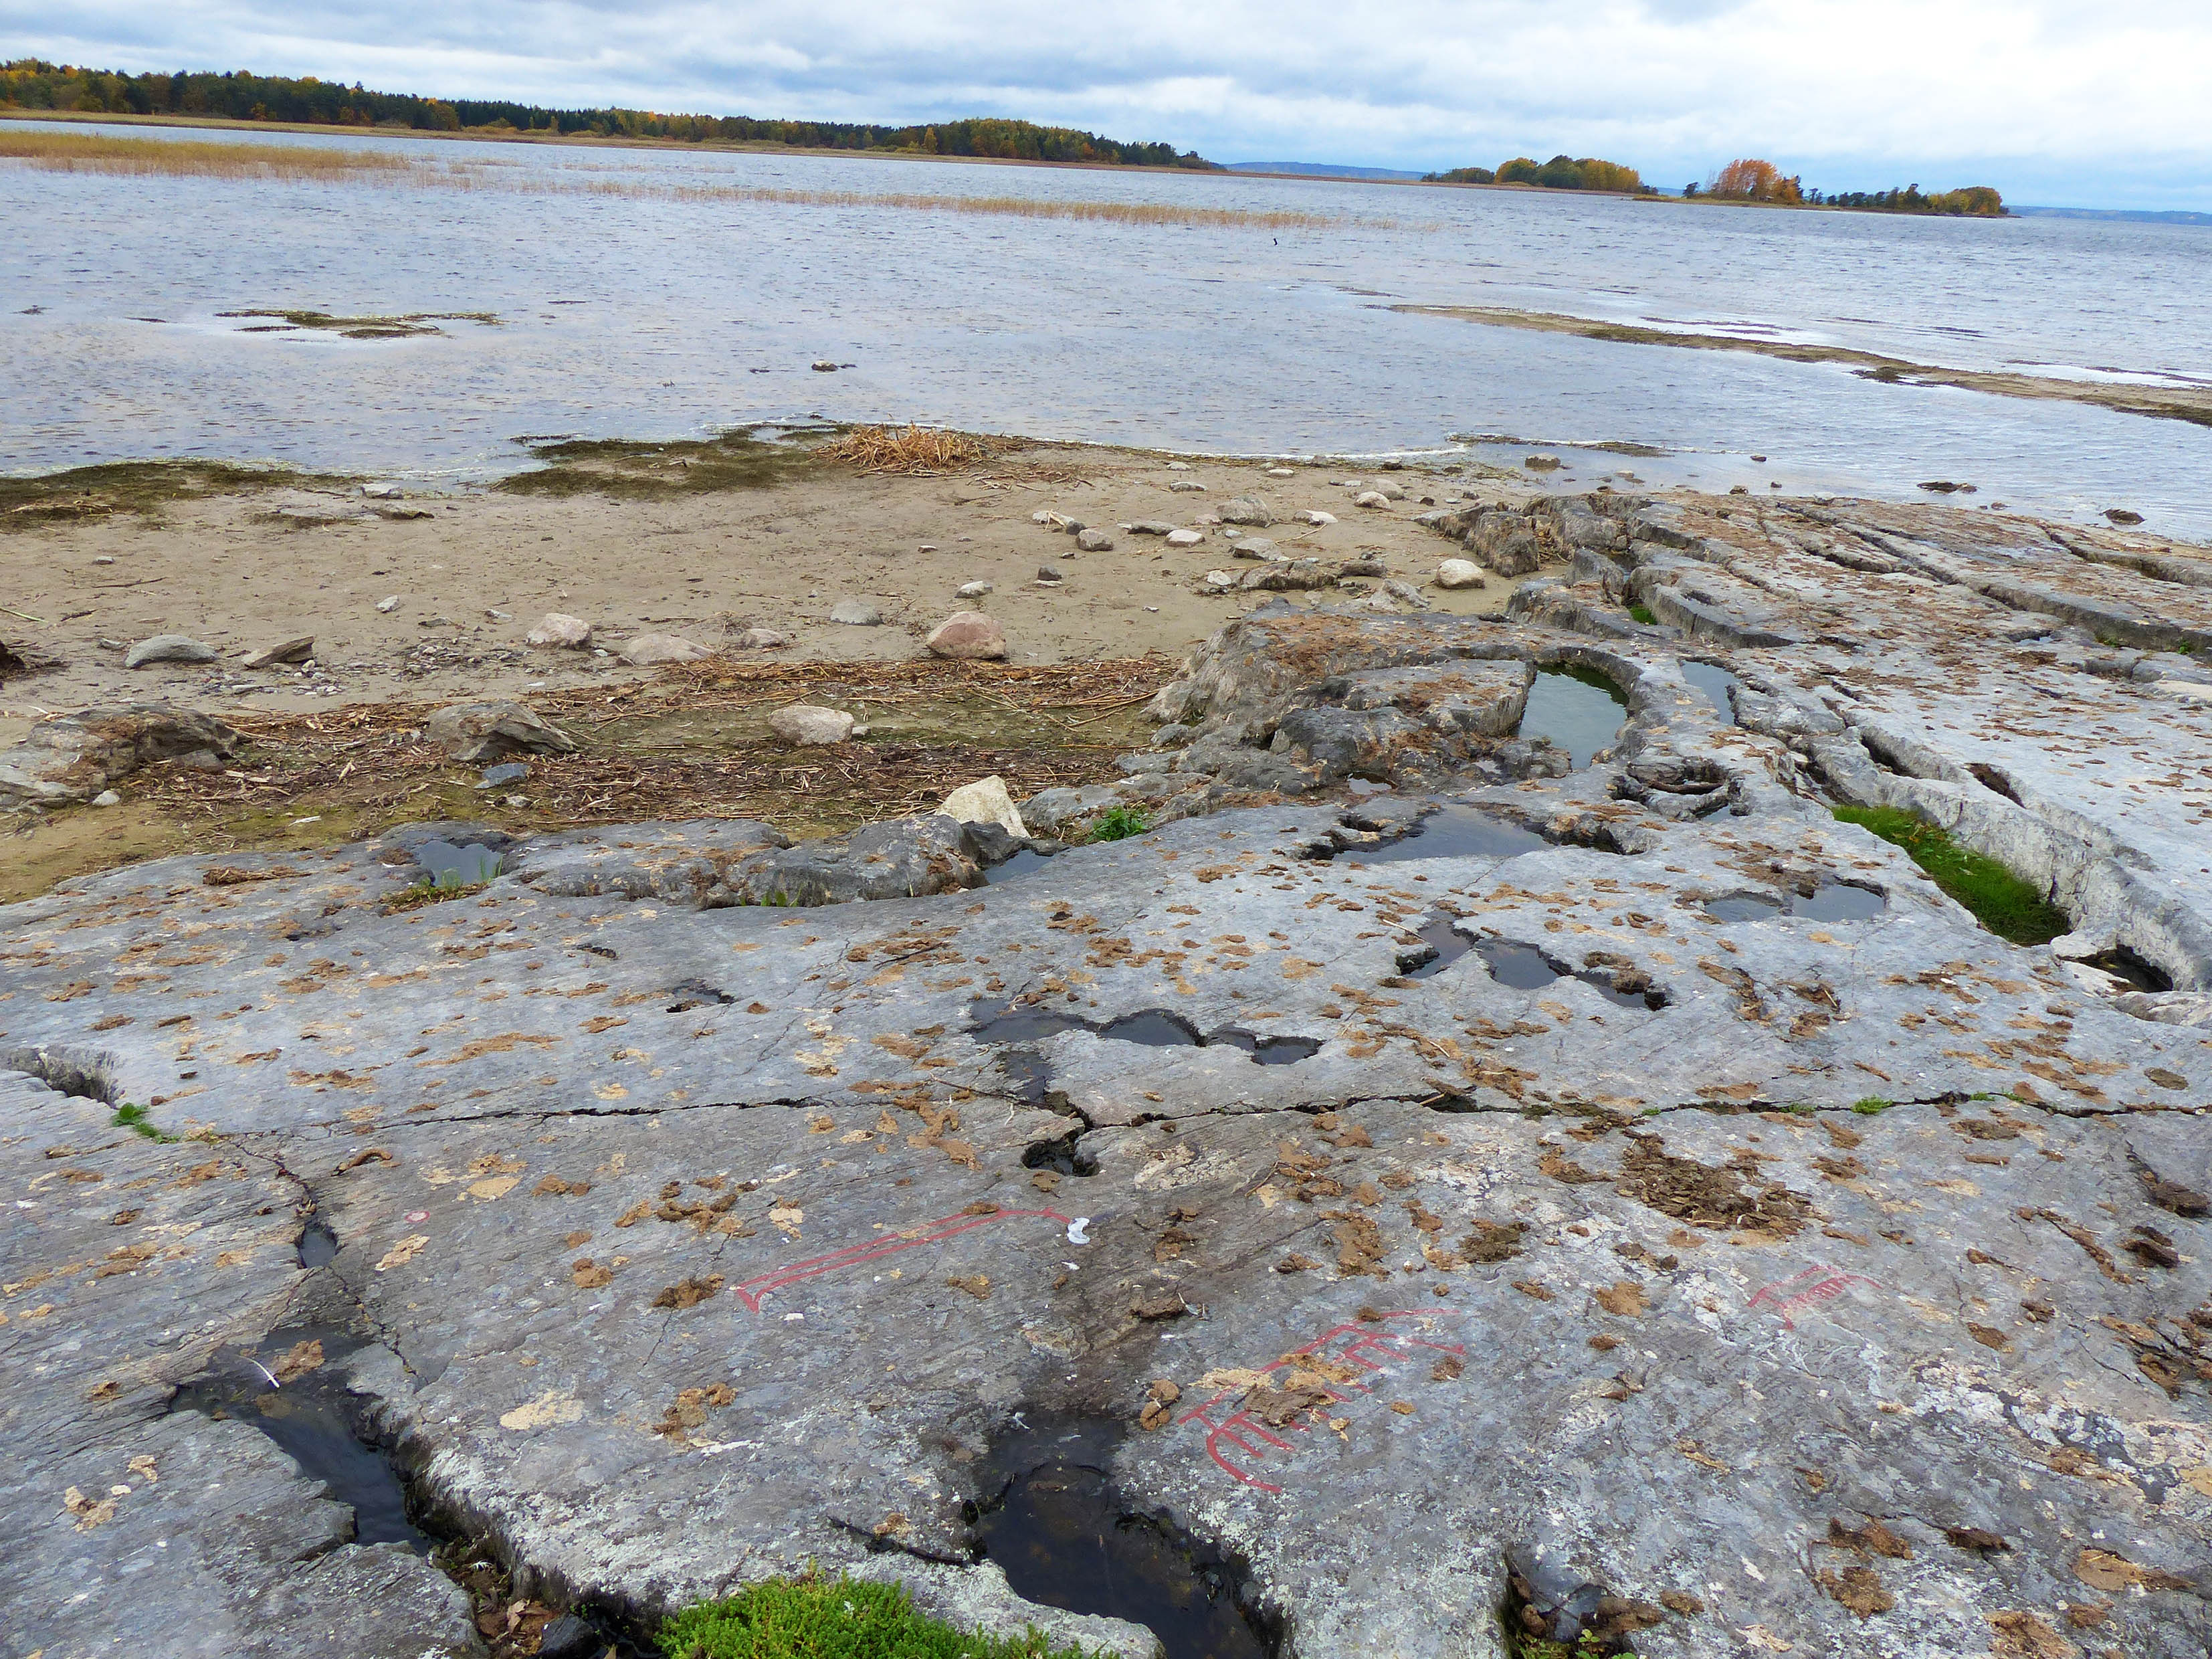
[5,120,2209,532]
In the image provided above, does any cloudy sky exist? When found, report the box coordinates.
[11,0,2212,207]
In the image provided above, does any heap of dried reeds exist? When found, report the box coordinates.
[815,425,1015,475]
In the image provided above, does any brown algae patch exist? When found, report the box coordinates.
[494,425,832,499]
[217,309,502,340]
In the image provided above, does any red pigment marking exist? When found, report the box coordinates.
[1746,1264,1880,1329]
[1176,1312,1466,1492]
[731,1207,1071,1311]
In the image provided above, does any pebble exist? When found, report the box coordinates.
[1265,466,1295,478]
[924,611,1008,660]
[1203,570,1237,590]
[1167,480,1207,493]
[1231,538,1286,562]
[92,789,122,808]
[1124,520,1178,536]
[1166,460,1191,470]
[1219,496,1274,526]
[1165,529,1204,548]
[527,613,593,649]
[956,581,994,599]
[1299,510,1337,526]
[1035,567,1064,585]
[124,635,217,669]
[1074,528,1114,552]
[375,595,399,613]
[93,556,114,566]
[769,704,853,745]
[241,636,314,670]
[829,600,883,626]
[1436,558,1487,590]
[1354,490,1392,508]
[735,627,791,649]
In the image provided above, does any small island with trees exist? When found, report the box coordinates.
[1421,151,2003,215]
[1425,154,1650,193]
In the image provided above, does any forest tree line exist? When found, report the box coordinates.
[1688,158,2004,215]
[0,60,1217,170]
[1423,154,1649,193]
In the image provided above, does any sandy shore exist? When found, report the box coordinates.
[1,441,1544,743]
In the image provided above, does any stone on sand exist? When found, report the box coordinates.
[1165,529,1204,548]
[240,636,316,670]
[528,613,593,649]
[926,611,1009,660]
[735,627,790,650]
[829,600,884,626]
[1075,528,1115,552]
[619,633,711,666]
[1436,559,1487,590]
[423,700,578,763]
[124,635,216,669]
[1219,496,1274,526]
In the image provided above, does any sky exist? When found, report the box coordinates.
[9,0,2212,208]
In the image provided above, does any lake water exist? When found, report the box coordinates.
[5,120,2209,534]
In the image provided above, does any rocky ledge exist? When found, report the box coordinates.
[2,491,2208,1659]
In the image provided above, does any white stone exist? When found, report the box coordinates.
[769,704,853,746]
[736,627,791,650]
[1436,559,1486,589]
[829,600,883,626]
[621,633,712,665]
[376,595,399,613]
[936,775,1029,839]
[1166,460,1191,470]
[1354,491,1392,509]
[1203,570,1237,590]
[956,581,994,599]
[92,789,122,807]
[527,613,593,649]
[1265,466,1296,478]
[1168,480,1207,493]
[1299,510,1337,526]
[1165,529,1204,548]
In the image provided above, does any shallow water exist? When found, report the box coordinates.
[976,1418,1271,1659]
[983,848,1055,883]
[967,1002,1318,1062]
[5,119,2210,533]
[1708,881,1888,923]
[1678,660,1742,720]
[172,1331,427,1552]
[1518,668,1628,769]
[1348,805,1549,863]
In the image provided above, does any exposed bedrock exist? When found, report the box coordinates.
[4,492,2211,1658]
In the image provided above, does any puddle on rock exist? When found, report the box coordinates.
[413,839,506,886]
[1399,912,1474,980]
[1517,666,1628,769]
[968,1004,1319,1064]
[974,1416,1274,1659]
[1472,939,1666,1009]
[1343,805,1549,864]
[171,1328,429,1552]
[984,848,1057,884]
[297,1217,338,1268]
[1679,660,1743,721]
[1707,880,1887,924]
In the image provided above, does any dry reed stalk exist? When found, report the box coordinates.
[816,425,1014,474]
[0,130,441,181]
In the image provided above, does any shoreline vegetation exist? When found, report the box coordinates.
[0,130,1344,230]
[1684,156,2005,217]
[1393,306,2212,429]
[1,58,1217,171]
[1423,155,1649,193]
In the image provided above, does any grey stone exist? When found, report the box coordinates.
[124,634,217,669]
[1075,529,1115,552]
[769,704,855,745]
[829,600,884,626]
[926,612,1009,660]
[423,700,579,763]
[736,627,791,649]
[1219,496,1274,526]
[0,703,241,809]
[241,636,316,669]
[1124,520,1179,537]
[620,632,712,666]
[528,612,593,648]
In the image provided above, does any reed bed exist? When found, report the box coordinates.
[2,128,1358,230]
[816,424,1015,474]
[0,129,448,180]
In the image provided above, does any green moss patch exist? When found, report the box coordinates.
[1087,804,1152,842]
[497,425,829,500]
[657,1575,1116,1659]
[0,458,346,530]
[1829,805,2069,945]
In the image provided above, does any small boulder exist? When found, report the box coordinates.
[424,700,579,763]
[619,633,711,666]
[528,613,593,648]
[734,627,790,650]
[1125,520,1178,537]
[241,636,314,670]
[936,774,1029,838]
[1299,510,1338,526]
[956,580,994,599]
[926,611,1009,660]
[1074,528,1114,552]
[769,704,854,746]
[1354,490,1392,509]
[829,599,883,626]
[1165,528,1204,548]
[1436,559,1487,590]
[124,635,217,669]
[1219,496,1274,526]
[1035,567,1064,585]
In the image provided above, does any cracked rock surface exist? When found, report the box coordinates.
[3,492,2209,1658]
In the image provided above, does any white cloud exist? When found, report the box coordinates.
[7,0,2211,205]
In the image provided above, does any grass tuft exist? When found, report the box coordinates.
[380,876,489,913]
[1087,804,1152,842]
[1829,805,2070,945]
[0,129,435,180]
[111,1102,177,1142]
[1627,603,1658,627]
[656,1573,1116,1659]
[1851,1096,1894,1115]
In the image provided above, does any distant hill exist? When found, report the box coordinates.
[0,58,1219,170]
[1227,161,1426,181]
